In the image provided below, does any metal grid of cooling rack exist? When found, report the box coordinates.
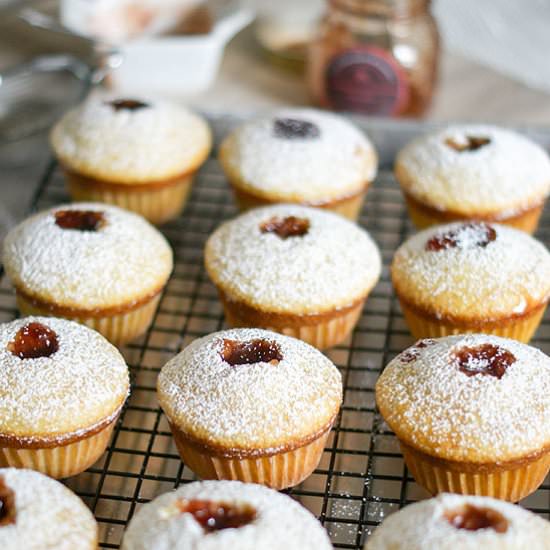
[1,116,550,548]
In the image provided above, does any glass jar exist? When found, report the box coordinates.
[307,0,439,117]
[254,0,324,73]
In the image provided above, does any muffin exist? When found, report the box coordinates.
[121,480,332,550]
[391,222,550,342]
[376,334,550,501]
[395,125,550,233]
[219,108,377,220]
[2,202,173,345]
[0,468,98,549]
[50,96,212,224]
[0,317,129,478]
[205,205,381,349]
[364,493,550,550]
[157,328,342,489]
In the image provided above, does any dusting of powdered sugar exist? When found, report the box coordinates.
[50,95,211,182]
[376,334,550,462]
[396,125,550,215]
[365,493,550,550]
[220,108,377,202]
[2,202,173,310]
[0,317,129,438]
[391,222,550,319]
[122,480,332,550]
[157,328,342,450]
[0,468,97,550]
[205,205,381,314]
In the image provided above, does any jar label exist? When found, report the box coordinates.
[325,46,409,116]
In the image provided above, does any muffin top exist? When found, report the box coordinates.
[2,202,173,311]
[121,480,332,550]
[395,125,550,217]
[157,328,342,452]
[219,108,377,203]
[0,317,129,441]
[365,493,550,550]
[391,222,550,322]
[376,334,550,463]
[50,96,211,183]
[0,468,97,550]
[205,205,381,315]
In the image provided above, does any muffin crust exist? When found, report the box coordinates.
[2,202,173,312]
[391,222,550,324]
[157,328,342,453]
[220,108,377,204]
[205,205,381,316]
[0,316,129,441]
[365,493,550,550]
[51,96,211,184]
[376,334,550,464]
[395,125,550,217]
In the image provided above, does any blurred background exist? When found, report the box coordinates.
[1,0,549,122]
[1,0,550,231]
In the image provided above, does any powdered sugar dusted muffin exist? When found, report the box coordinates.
[0,468,97,549]
[391,222,550,342]
[2,202,173,345]
[395,125,550,232]
[376,334,550,501]
[364,493,550,550]
[121,480,332,550]
[51,96,212,224]
[205,205,381,349]
[157,328,342,489]
[0,317,129,478]
[219,108,377,220]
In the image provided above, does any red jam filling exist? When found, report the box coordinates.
[176,499,256,532]
[7,322,59,359]
[221,338,283,366]
[55,210,105,232]
[453,344,516,379]
[425,223,496,251]
[445,136,491,152]
[273,118,320,139]
[400,339,436,363]
[0,476,16,527]
[445,504,508,533]
[108,99,150,111]
[260,216,310,239]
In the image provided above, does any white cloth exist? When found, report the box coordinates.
[434,0,550,93]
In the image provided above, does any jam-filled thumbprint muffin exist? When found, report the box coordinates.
[376,334,550,501]
[121,480,333,550]
[205,205,381,349]
[0,468,98,549]
[157,328,342,489]
[391,222,550,342]
[219,108,378,220]
[0,317,129,478]
[2,202,173,345]
[364,493,550,550]
[395,125,550,233]
[51,96,212,224]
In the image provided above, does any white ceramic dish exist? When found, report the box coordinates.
[107,7,253,94]
[17,0,253,94]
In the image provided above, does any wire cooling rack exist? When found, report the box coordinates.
[1,116,550,548]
